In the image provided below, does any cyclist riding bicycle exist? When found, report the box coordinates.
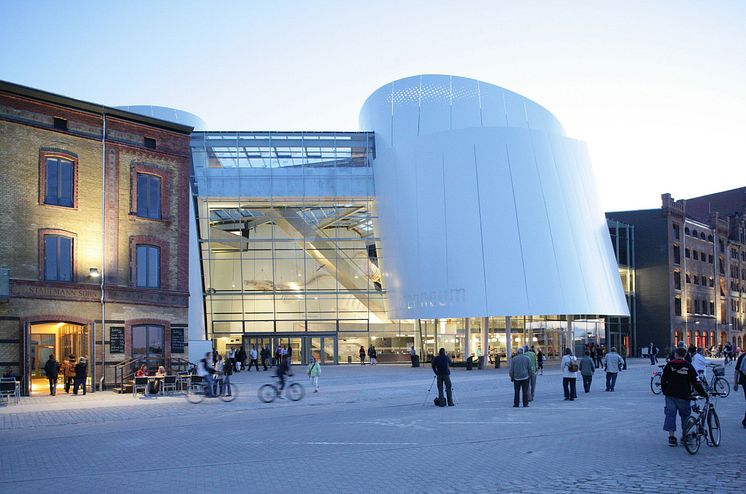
[196,352,217,397]
[661,347,707,447]
[276,355,290,399]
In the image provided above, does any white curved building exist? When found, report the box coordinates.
[190,75,632,365]
[360,75,629,320]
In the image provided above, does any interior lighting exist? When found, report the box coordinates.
[89,267,100,278]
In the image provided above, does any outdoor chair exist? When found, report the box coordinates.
[0,378,20,405]
[132,376,149,398]
[161,375,177,395]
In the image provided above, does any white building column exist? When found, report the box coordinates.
[463,318,470,361]
[482,317,489,362]
[506,316,512,360]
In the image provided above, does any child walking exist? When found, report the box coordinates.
[307,356,321,392]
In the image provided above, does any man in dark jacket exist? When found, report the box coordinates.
[73,357,87,395]
[733,351,746,428]
[431,348,454,407]
[43,354,60,396]
[661,347,706,446]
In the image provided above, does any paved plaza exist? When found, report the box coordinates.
[1,359,744,493]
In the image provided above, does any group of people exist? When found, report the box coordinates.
[359,345,377,365]
[43,354,87,396]
[134,364,168,394]
[195,351,235,397]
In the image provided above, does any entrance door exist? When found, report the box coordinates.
[29,322,88,395]
[308,336,337,364]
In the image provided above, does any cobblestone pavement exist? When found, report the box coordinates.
[1,359,744,493]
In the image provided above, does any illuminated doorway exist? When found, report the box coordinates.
[29,322,88,395]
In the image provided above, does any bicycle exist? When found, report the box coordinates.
[258,376,305,403]
[185,375,238,404]
[682,394,720,455]
[650,365,665,395]
[700,363,730,398]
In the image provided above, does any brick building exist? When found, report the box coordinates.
[606,189,746,354]
[0,81,193,395]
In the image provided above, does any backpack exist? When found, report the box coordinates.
[567,359,579,373]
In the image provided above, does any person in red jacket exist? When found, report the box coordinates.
[661,347,706,447]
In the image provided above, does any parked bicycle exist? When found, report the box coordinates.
[185,376,238,404]
[650,365,665,395]
[682,394,720,455]
[258,376,305,403]
[700,363,729,398]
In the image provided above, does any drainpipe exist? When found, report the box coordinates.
[98,113,107,391]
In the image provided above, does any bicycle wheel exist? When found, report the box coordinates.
[185,384,205,404]
[707,409,721,446]
[287,382,305,401]
[683,416,701,455]
[258,384,277,403]
[650,374,662,395]
[713,377,730,398]
[219,384,238,402]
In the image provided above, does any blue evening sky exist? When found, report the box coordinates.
[1,0,744,211]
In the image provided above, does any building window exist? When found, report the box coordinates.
[694,300,700,314]
[132,324,164,358]
[672,224,680,240]
[708,254,713,264]
[700,232,706,240]
[44,235,73,281]
[709,301,715,315]
[674,297,682,316]
[53,118,67,131]
[685,227,690,235]
[43,156,75,207]
[143,137,157,149]
[708,277,714,287]
[685,273,691,284]
[135,244,160,288]
[674,271,681,290]
[685,248,691,258]
[693,251,699,261]
[136,173,161,219]
[673,245,681,265]
[693,275,699,285]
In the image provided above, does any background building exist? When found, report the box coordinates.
[0,81,193,394]
[606,189,746,354]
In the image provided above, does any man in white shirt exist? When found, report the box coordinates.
[691,347,708,376]
[249,345,259,371]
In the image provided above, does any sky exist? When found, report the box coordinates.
[1,0,744,212]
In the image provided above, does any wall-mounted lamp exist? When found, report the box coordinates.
[89,267,100,278]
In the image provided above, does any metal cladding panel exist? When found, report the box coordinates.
[360,74,629,319]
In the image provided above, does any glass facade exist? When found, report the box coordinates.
[190,132,636,364]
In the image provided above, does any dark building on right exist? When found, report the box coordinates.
[606,187,746,354]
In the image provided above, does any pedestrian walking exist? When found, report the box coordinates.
[603,346,624,392]
[431,348,454,406]
[537,349,544,375]
[524,345,538,401]
[249,345,260,371]
[62,356,76,393]
[236,346,247,372]
[359,345,366,365]
[733,350,746,428]
[307,355,321,392]
[368,345,377,365]
[43,354,60,396]
[579,350,596,393]
[73,357,87,395]
[410,345,418,367]
[221,353,233,396]
[510,347,532,407]
[561,348,578,400]
[662,347,706,446]
[648,342,659,365]
[595,346,605,368]
[261,345,269,370]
